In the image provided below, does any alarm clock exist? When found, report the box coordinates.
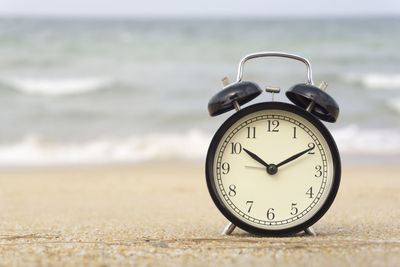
[205,52,341,236]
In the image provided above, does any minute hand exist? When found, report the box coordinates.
[276,145,315,168]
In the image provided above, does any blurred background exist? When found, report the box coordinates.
[0,0,399,166]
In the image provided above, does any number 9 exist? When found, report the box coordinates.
[222,162,230,174]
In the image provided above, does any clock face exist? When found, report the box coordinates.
[206,102,341,236]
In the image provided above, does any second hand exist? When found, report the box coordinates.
[245,165,266,170]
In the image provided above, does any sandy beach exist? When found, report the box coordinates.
[0,161,399,266]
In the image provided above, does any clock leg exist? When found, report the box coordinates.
[221,222,236,235]
[304,226,317,236]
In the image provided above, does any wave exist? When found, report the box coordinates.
[2,77,111,96]
[0,130,211,166]
[332,125,400,155]
[346,73,400,89]
[388,98,400,114]
[0,127,399,166]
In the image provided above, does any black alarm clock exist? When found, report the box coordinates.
[205,52,341,236]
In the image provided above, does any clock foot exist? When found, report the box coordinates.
[221,222,236,235]
[304,226,316,236]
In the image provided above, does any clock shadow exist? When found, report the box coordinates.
[229,229,340,238]
[230,232,307,238]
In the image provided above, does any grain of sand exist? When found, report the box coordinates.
[0,162,399,266]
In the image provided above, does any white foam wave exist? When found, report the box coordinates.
[346,73,400,89]
[332,125,400,155]
[4,77,110,96]
[0,127,399,167]
[0,130,211,166]
[388,98,400,114]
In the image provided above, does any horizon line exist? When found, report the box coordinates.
[0,13,399,21]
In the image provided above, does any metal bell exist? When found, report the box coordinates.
[286,83,339,122]
[208,81,262,116]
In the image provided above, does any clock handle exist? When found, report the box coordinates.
[236,52,314,85]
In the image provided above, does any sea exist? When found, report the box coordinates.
[0,17,399,166]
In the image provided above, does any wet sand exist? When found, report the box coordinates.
[0,162,399,266]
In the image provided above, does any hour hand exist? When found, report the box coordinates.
[243,148,270,168]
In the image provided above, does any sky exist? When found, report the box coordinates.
[1,0,400,18]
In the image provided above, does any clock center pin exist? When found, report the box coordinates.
[267,164,278,175]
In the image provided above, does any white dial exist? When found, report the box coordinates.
[206,102,340,235]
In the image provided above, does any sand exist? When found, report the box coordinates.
[0,162,399,266]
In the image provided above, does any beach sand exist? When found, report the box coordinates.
[0,162,399,266]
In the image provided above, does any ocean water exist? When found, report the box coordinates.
[0,17,399,166]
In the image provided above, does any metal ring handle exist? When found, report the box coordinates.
[236,52,314,85]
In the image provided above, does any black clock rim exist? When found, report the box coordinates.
[205,101,341,236]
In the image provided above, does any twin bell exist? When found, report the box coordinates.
[207,52,339,123]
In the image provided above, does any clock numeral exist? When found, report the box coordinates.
[246,127,256,139]
[266,208,275,220]
[306,187,314,199]
[315,165,322,177]
[230,142,242,154]
[293,127,297,139]
[308,143,315,154]
[221,162,230,174]
[290,203,298,215]
[267,120,279,132]
[228,184,236,197]
[246,200,254,213]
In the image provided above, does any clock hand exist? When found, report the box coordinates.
[245,165,266,170]
[243,148,270,168]
[276,144,315,168]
